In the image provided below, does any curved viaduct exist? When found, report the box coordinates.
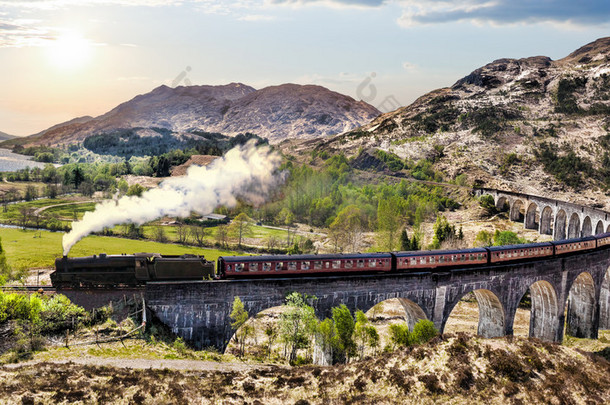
[145,189,610,352]
[474,188,610,240]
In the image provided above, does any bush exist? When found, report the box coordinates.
[411,320,438,344]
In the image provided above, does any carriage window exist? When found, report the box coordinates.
[288,262,297,270]
[314,261,322,270]
[439,256,445,263]
[429,256,435,264]
[332,260,341,269]
[276,262,283,270]
[263,262,271,271]
[249,262,258,271]
[345,260,353,268]
[236,263,244,272]
[410,257,417,265]
[461,255,466,262]
[357,260,365,268]
[302,262,310,270]
[368,259,377,267]
[325,261,331,268]
[226,264,233,271]
[477,254,483,260]
[419,257,425,264]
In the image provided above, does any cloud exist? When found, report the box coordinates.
[398,0,610,27]
[267,0,386,7]
[238,14,276,21]
[402,61,416,70]
[0,19,53,47]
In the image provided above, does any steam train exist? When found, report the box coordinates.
[51,232,610,288]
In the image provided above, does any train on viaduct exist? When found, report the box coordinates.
[59,188,610,353]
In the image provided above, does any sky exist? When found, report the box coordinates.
[0,0,609,136]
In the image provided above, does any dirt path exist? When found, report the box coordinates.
[33,200,96,216]
[3,357,283,373]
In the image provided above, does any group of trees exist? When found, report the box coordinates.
[229,293,438,365]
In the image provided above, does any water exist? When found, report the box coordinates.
[0,148,47,172]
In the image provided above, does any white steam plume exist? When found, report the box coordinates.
[62,140,282,255]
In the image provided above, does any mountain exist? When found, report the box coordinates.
[5,83,380,147]
[0,131,15,141]
[306,37,610,205]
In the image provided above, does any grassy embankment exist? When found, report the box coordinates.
[1,227,238,270]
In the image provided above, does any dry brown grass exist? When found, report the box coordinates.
[1,335,609,404]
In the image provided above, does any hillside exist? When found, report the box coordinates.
[0,131,14,141]
[1,335,608,404]
[300,37,610,208]
[2,83,380,148]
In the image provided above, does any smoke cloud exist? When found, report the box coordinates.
[62,140,283,255]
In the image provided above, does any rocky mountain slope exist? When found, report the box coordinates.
[4,83,379,147]
[302,37,610,207]
[0,131,14,141]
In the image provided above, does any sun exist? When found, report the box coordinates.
[47,32,93,70]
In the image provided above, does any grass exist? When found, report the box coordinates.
[1,227,239,270]
[43,202,97,220]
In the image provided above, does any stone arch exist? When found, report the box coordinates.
[554,209,567,240]
[581,216,593,237]
[225,303,286,355]
[607,224,610,233]
[540,206,554,235]
[527,280,559,341]
[566,272,597,338]
[496,196,509,212]
[365,297,429,332]
[568,213,581,239]
[510,199,525,222]
[525,203,539,230]
[600,267,610,330]
[443,289,505,338]
[596,220,605,235]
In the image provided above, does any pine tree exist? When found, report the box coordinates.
[400,229,410,251]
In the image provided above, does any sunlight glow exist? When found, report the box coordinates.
[46,32,93,70]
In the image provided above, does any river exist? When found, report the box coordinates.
[0,148,48,172]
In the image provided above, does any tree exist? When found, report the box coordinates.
[0,236,10,282]
[127,183,145,197]
[175,223,189,244]
[72,166,85,190]
[264,324,278,359]
[279,292,318,364]
[117,179,129,195]
[328,205,364,253]
[377,195,403,251]
[332,304,356,363]
[229,212,253,248]
[215,225,229,248]
[24,185,38,202]
[152,226,168,243]
[18,206,34,229]
[353,310,379,360]
[316,318,336,365]
[479,194,497,216]
[389,323,411,350]
[230,297,251,357]
[278,208,295,247]
[474,230,493,247]
[190,226,207,247]
[411,320,438,344]
[493,230,525,246]
[400,229,410,251]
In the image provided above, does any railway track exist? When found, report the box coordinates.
[1,285,56,293]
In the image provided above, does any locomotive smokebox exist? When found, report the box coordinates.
[63,255,67,259]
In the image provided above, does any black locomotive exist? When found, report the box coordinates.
[52,253,215,288]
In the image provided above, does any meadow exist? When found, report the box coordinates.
[1,227,238,270]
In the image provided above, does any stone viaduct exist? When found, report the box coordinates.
[140,188,610,352]
[474,187,610,240]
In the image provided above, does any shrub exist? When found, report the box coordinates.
[411,320,438,344]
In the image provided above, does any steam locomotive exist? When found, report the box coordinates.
[52,232,610,288]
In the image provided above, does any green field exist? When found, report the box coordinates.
[1,228,240,270]
[43,202,97,220]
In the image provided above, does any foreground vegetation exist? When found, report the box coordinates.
[0,334,608,404]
